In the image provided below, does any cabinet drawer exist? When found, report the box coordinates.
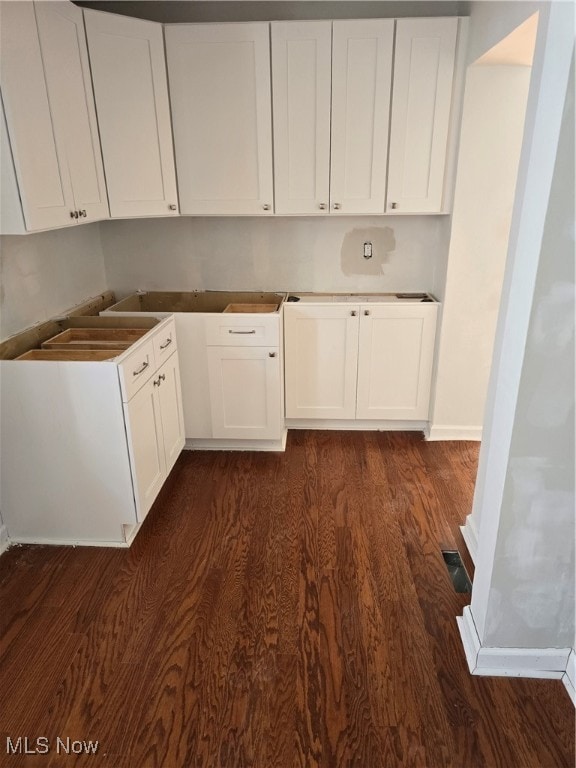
[118,338,156,401]
[152,317,177,364]
[205,315,279,347]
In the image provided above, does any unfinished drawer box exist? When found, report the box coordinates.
[41,327,148,350]
[1,315,185,547]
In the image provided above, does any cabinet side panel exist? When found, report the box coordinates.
[0,361,136,543]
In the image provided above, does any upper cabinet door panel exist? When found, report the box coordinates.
[0,2,73,231]
[84,10,179,218]
[271,22,332,215]
[330,20,394,215]
[34,2,108,221]
[387,18,458,213]
[165,23,273,215]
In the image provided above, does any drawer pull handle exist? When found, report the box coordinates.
[159,338,172,349]
[268,352,276,358]
[132,361,149,376]
[229,329,256,335]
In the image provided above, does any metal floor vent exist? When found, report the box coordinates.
[441,550,472,594]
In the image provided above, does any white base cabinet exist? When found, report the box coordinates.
[284,300,438,422]
[0,317,184,546]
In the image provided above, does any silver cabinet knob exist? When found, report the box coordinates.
[268,351,276,358]
[333,203,341,210]
[168,204,177,211]
[318,203,327,210]
[390,202,398,210]
[262,203,271,211]
[364,310,370,316]
[351,310,357,317]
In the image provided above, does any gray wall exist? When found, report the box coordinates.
[100,215,451,299]
[0,223,106,339]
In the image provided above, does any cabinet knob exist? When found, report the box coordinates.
[80,209,87,218]
[390,202,398,210]
[268,351,276,358]
[333,203,341,210]
[364,310,370,316]
[262,203,271,211]
[70,210,79,219]
[168,204,177,211]
[351,310,357,317]
[318,203,327,210]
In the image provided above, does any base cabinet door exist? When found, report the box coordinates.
[284,305,359,419]
[207,346,282,439]
[156,353,185,473]
[356,304,438,420]
[124,352,184,521]
[124,375,166,522]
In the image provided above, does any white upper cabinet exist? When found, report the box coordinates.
[330,20,394,215]
[272,20,395,216]
[271,22,332,215]
[387,18,459,213]
[84,10,179,218]
[0,1,108,232]
[165,23,274,215]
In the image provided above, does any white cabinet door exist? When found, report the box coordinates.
[330,20,394,215]
[386,18,458,213]
[34,2,109,223]
[0,2,76,231]
[84,9,179,218]
[166,23,274,215]
[356,304,437,420]
[124,376,166,522]
[284,305,359,419]
[271,22,332,215]
[156,353,185,474]
[207,347,282,439]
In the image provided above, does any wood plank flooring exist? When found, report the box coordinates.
[0,431,573,767]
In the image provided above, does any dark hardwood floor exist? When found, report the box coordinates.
[0,431,573,767]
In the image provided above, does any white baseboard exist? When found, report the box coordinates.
[563,649,576,705]
[460,516,479,564]
[0,524,10,556]
[426,425,483,441]
[185,429,288,452]
[8,535,130,548]
[457,606,571,679]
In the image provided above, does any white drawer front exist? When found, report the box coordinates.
[152,317,177,364]
[205,315,279,347]
[118,338,156,401]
